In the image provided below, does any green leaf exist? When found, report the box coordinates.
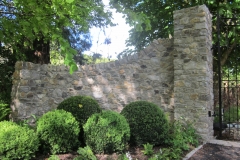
[165,6,170,10]
[70,63,78,74]
[66,0,74,3]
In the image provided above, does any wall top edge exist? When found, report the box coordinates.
[15,38,173,71]
[173,4,211,16]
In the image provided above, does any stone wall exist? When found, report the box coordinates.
[11,39,175,121]
[173,5,213,140]
[10,5,213,141]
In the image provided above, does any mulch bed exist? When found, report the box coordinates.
[32,145,162,160]
[189,143,240,160]
[33,143,240,160]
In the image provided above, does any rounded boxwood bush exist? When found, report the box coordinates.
[83,110,130,154]
[0,121,39,160]
[120,101,169,146]
[37,110,80,154]
[57,96,102,125]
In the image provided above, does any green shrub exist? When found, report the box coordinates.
[157,121,200,160]
[48,155,60,160]
[120,101,169,146]
[0,121,39,160]
[169,121,199,149]
[57,96,102,145]
[214,106,240,123]
[83,110,130,154]
[0,103,11,121]
[142,143,154,156]
[37,109,80,154]
[15,115,38,130]
[73,146,97,160]
[57,96,102,125]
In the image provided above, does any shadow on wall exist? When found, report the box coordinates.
[10,38,175,122]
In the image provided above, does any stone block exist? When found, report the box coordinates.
[15,61,23,70]
[199,94,210,101]
[20,70,31,79]
[148,75,160,81]
[19,86,30,93]
[195,22,208,29]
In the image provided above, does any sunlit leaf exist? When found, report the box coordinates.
[66,0,74,3]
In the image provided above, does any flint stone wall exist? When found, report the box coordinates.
[11,5,214,141]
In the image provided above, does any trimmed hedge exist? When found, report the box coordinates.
[57,95,102,125]
[37,110,80,154]
[57,96,102,144]
[84,110,130,154]
[121,101,169,146]
[0,121,39,160]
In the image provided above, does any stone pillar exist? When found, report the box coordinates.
[173,5,213,141]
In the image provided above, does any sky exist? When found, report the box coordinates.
[83,0,132,60]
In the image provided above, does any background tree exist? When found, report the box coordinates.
[0,0,113,73]
[109,0,240,69]
[82,53,115,64]
[51,29,93,65]
[0,45,17,104]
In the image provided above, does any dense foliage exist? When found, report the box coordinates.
[57,96,102,125]
[0,96,201,160]
[121,101,169,146]
[83,110,130,154]
[155,121,200,160]
[0,121,39,160]
[0,45,19,104]
[0,103,11,121]
[56,84,102,145]
[37,110,80,154]
[0,0,113,73]
[82,53,115,65]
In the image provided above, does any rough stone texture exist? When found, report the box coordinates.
[10,5,213,141]
[173,5,213,141]
[11,39,175,121]
[225,128,240,140]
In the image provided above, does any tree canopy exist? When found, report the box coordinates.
[109,0,240,69]
[0,0,113,73]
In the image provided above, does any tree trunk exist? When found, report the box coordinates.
[32,38,50,64]
[220,42,237,66]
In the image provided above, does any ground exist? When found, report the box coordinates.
[189,143,240,160]
[33,145,165,160]
[33,143,240,160]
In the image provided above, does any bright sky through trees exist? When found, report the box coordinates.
[83,0,132,59]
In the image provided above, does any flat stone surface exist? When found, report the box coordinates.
[208,139,240,148]
[184,140,240,160]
